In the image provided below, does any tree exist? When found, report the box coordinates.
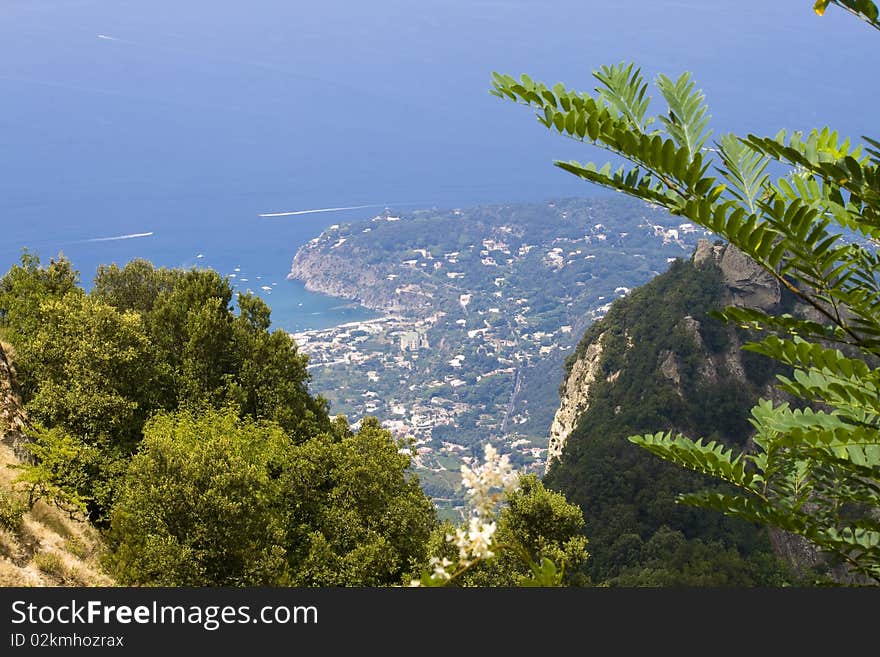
[93,260,330,435]
[605,526,788,587]
[4,256,332,526]
[145,268,235,408]
[18,424,129,526]
[16,292,159,524]
[0,251,78,396]
[283,417,436,586]
[229,292,330,440]
[92,258,180,316]
[24,292,159,445]
[108,412,436,586]
[108,410,295,586]
[492,1,880,582]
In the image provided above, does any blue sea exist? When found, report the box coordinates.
[1,0,876,332]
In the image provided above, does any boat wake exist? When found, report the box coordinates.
[84,231,154,242]
[258,204,381,218]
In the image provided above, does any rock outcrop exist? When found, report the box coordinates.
[0,342,30,462]
[546,334,604,469]
[289,248,422,315]
[658,350,682,387]
[718,241,781,309]
[694,237,781,309]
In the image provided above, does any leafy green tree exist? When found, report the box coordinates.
[145,268,235,407]
[4,255,331,525]
[0,250,79,334]
[284,417,436,586]
[24,292,159,445]
[229,292,330,440]
[606,526,790,587]
[92,260,330,435]
[108,412,435,586]
[15,292,159,524]
[492,2,880,582]
[18,425,129,525]
[108,410,294,586]
[92,258,180,316]
[0,251,78,395]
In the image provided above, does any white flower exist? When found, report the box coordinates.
[467,517,497,560]
[459,443,519,517]
[429,556,453,581]
[432,569,451,581]
[454,526,471,560]
[418,442,523,585]
[452,516,497,562]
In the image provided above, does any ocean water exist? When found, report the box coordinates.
[1,0,877,331]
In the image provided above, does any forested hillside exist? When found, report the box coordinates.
[544,241,806,585]
[0,252,586,586]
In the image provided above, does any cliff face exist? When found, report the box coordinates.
[546,334,605,467]
[289,224,438,316]
[289,247,424,315]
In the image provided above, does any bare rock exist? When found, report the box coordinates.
[546,334,605,473]
[658,349,681,387]
[718,244,781,310]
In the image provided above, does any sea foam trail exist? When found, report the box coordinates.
[258,204,381,218]
[84,232,154,242]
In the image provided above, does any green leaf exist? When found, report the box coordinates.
[656,71,711,158]
[629,432,760,490]
[593,62,654,133]
[517,557,563,587]
[717,134,770,212]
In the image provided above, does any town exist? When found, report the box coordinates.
[288,198,712,510]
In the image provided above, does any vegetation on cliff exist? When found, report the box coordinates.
[544,254,795,584]
[0,364,111,586]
